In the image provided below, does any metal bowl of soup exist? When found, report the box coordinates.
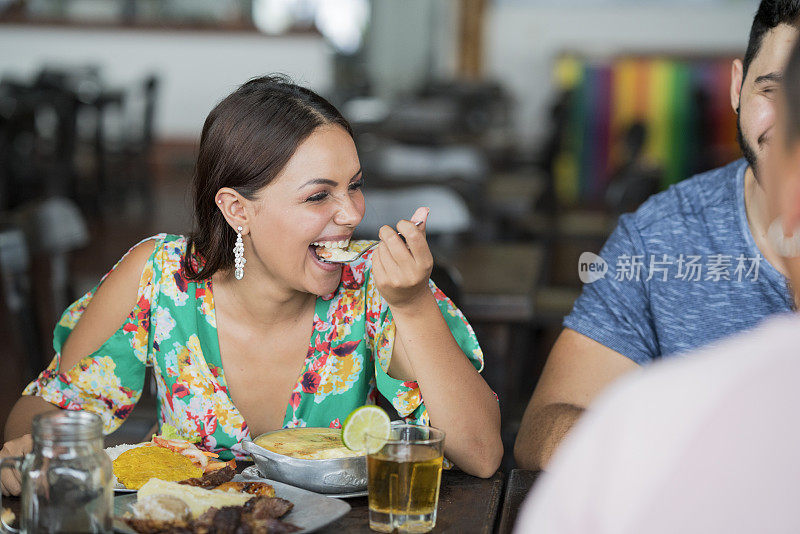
[242,427,367,495]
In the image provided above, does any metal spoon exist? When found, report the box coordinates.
[318,220,423,264]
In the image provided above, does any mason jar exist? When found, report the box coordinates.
[1,410,113,533]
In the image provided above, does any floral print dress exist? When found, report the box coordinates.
[24,234,484,460]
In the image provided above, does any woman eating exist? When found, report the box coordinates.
[0,76,502,495]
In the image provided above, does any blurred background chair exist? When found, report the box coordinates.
[0,222,40,378]
[12,196,89,323]
[101,74,159,211]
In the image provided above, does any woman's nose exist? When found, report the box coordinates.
[334,196,363,227]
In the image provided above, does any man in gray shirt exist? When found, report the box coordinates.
[515,0,798,470]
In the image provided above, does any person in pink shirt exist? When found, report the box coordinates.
[515,29,800,534]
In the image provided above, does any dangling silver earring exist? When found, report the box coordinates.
[234,226,246,280]
[767,218,800,258]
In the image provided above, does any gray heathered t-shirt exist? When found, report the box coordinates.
[564,159,795,364]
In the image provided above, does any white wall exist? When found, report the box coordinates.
[0,25,333,140]
[485,3,758,145]
[365,0,438,100]
[0,2,760,146]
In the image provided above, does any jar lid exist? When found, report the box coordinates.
[33,411,103,442]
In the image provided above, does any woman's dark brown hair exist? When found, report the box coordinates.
[183,75,353,280]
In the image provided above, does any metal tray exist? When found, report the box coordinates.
[242,433,367,495]
[113,475,351,534]
[240,465,367,498]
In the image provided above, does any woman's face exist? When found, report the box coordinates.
[245,124,365,296]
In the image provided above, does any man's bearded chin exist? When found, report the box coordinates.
[736,110,761,184]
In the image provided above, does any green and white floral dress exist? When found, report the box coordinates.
[24,234,485,460]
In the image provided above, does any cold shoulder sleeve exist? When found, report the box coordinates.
[22,234,165,434]
[363,255,485,425]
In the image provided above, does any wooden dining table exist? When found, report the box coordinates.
[322,469,504,533]
[496,469,541,534]
[1,465,513,533]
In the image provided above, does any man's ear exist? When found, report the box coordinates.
[215,187,249,234]
[731,59,744,114]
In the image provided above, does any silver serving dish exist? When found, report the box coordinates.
[242,430,367,495]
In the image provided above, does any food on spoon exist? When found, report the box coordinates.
[113,445,203,490]
[316,247,360,262]
[1,508,14,527]
[254,427,365,460]
[313,239,373,262]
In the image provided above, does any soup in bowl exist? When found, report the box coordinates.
[244,427,368,495]
[253,427,364,460]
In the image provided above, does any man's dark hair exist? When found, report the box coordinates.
[783,37,800,143]
[743,0,800,82]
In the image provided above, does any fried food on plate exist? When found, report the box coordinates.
[242,495,294,519]
[113,446,203,490]
[108,432,237,489]
[130,494,191,523]
[178,465,235,488]
[215,481,275,497]
[137,479,254,518]
[152,436,236,473]
[122,480,297,533]
[123,497,299,534]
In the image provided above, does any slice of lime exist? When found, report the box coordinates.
[341,405,391,454]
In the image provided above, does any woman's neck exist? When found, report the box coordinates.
[212,269,316,329]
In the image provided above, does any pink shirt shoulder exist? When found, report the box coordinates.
[516,313,800,534]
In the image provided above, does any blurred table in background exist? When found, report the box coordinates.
[0,67,156,215]
[485,172,547,233]
[444,243,544,425]
[450,243,543,323]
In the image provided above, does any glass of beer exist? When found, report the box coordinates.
[365,423,445,533]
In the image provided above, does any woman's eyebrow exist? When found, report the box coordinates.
[297,169,363,190]
[298,178,337,189]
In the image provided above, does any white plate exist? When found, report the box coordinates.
[113,476,350,534]
[239,465,368,498]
